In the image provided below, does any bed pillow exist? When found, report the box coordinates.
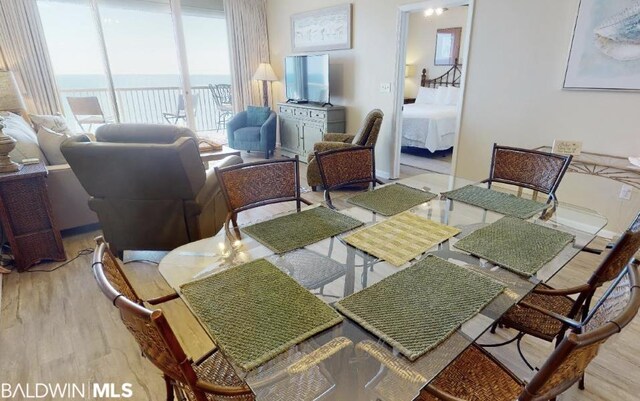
[37,126,70,165]
[415,87,437,104]
[1,111,48,164]
[445,87,461,106]
[435,86,450,104]
[29,113,74,136]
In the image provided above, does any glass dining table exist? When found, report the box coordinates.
[158,173,607,401]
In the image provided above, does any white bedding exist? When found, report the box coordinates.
[402,103,457,153]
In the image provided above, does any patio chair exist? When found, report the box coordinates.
[215,156,311,240]
[417,262,640,401]
[162,94,199,125]
[209,84,233,129]
[314,146,378,209]
[67,96,109,132]
[483,212,640,371]
[307,109,384,191]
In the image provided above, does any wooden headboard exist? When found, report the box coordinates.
[420,61,463,88]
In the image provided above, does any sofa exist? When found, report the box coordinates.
[61,124,243,255]
[2,111,98,231]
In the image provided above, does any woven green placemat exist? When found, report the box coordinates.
[335,255,504,361]
[454,216,575,277]
[242,206,363,254]
[442,185,549,219]
[180,259,343,371]
[347,184,437,216]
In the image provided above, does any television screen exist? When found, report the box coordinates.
[285,54,329,104]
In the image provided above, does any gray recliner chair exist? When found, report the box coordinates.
[61,124,243,256]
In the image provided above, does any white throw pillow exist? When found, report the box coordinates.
[445,87,461,106]
[29,113,74,136]
[435,86,449,104]
[37,126,69,165]
[1,111,47,164]
[415,87,437,104]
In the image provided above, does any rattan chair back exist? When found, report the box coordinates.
[589,212,640,287]
[488,144,572,198]
[215,156,311,239]
[315,146,376,208]
[521,263,640,401]
[94,237,141,303]
[92,240,252,401]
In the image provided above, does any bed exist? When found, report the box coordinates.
[402,64,462,153]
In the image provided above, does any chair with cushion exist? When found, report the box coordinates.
[483,143,572,218]
[61,123,243,256]
[307,109,383,191]
[209,83,233,129]
[215,156,311,240]
[226,106,276,159]
[314,146,377,209]
[485,212,640,371]
[417,261,640,401]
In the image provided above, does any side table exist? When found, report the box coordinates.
[0,162,66,271]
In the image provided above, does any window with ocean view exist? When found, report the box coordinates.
[37,0,230,133]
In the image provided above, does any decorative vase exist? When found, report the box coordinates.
[0,117,20,173]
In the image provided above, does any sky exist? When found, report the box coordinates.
[38,1,231,77]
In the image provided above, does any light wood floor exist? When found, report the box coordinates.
[1,154,638,400]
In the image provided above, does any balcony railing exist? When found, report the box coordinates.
[58,85,224,132]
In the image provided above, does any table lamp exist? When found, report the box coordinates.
[0,70,25,173]
[253,63,278,107]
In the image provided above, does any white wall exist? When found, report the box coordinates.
[266,0,640,233]
[405,7,468,98]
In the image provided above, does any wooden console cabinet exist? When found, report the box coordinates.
[0,162,65,271]
[278,103,346,161]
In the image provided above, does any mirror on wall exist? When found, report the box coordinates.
[434,27,462,66]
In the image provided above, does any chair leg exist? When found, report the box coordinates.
[311,186,318,192]
[579,373,585,390]
[164,375,175,401]
[490,321,499,334]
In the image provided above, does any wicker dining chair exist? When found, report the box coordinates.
[92,239,255,401]
[315,146,378,209]
[483,144,572,218]
[215,156,311,240]
[485,212,640,371]
[417,262,640,401]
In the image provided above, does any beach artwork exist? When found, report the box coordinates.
[291,4,351,52]
[564,0,640,90]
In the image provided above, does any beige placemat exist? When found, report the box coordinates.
[343,212,460,266]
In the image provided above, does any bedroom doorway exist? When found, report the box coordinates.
[391,0,474,178]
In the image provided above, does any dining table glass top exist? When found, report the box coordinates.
[158,173,607,401]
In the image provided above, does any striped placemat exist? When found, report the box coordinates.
[344,211,460,266]
[180,259,343,371]
[242,206,363,254]
[442,185,549,219]
[454,216,575,277]
[347,184,437,216]
[335,256,505,361]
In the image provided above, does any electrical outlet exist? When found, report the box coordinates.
[619,184,633,200]
[379,82,391,93]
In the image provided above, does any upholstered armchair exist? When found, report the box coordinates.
[307,109,384,190]
[227,108,277,159]
[61,124,243,256]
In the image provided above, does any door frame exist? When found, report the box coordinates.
[389,0,475,178]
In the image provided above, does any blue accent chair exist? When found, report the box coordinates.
[226,110,277,159]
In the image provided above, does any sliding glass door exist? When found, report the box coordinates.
[37,0,231,133]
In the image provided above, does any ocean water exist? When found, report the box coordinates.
[57,74,231,89]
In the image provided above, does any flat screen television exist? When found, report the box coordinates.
[284,54,330,105]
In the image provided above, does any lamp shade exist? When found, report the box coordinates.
[252,63,278,82]
[0,71,26,112]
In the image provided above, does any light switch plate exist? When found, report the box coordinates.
[619,184,633,200]
[552,140,582,156]
[380,82,391,93]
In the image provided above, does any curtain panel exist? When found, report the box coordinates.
[0,0,62,114]
[223,0,270,112]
